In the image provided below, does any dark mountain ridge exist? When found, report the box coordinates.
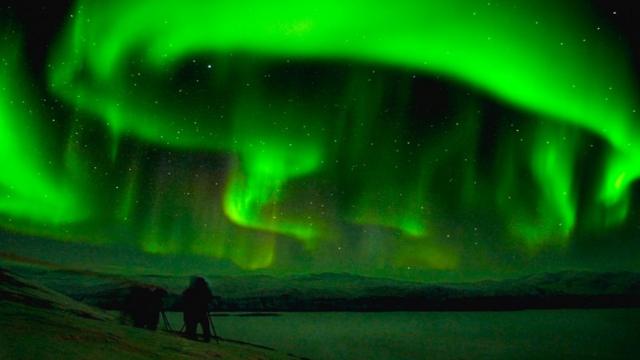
[5,264,640,312]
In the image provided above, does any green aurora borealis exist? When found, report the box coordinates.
[1,0,640,276]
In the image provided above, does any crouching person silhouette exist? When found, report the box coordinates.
[182,276,213,342]
[125,285,167,331]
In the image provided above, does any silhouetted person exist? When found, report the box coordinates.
[125,285,167,330]
[147,287,168,330]
[182,276,213,342]
[127,286,150,328]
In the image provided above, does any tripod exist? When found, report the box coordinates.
[160,310,173,331]
[178,312,220,344]
[208,312,220,344]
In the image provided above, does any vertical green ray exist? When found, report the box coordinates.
[0,34,85,224]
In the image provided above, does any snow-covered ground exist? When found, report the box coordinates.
[0,268,303,359]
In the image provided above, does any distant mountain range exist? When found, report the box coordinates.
[5,264,640,312]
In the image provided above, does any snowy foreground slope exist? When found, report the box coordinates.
[0,268,303,360]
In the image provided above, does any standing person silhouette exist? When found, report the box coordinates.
[182,276,214,342]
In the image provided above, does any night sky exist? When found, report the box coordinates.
[1,0,640,280]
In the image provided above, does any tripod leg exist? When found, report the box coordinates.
[161,311,172,331]
[208,313,219,344]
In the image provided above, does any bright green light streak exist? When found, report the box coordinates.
[524,125,579,245]
[51,0,638,145]
[0,36,85,224]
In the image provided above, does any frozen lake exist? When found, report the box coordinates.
[165,309,640,359]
